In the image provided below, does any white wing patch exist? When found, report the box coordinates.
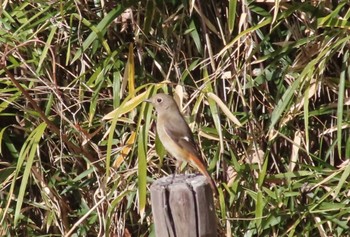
[181,136,190,142]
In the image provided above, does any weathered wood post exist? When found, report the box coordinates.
[150,174,217,237]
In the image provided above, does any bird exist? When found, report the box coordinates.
[145,93,218,196]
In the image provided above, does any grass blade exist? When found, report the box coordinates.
[337,50,348,157]
[14,122,47,226]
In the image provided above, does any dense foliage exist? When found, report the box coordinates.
[1,0,350,236]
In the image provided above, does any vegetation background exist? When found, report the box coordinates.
[1,0,350,236]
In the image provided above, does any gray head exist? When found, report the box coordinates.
[144,93,179,113]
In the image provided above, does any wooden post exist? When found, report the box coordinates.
[150,174,217,237]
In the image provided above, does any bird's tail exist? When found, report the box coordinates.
[188,153,219,196]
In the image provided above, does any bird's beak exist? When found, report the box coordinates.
[144,98,152,103]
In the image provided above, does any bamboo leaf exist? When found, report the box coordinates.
[14,122,47,226]
[71,6,124,63]
[255,190,263,230]
[188,20,202,53]
[144,1,155,34]
[228,0,237,34]
[337,50,348,157]
[207,92,242,127]
[269,77,302,132]
[113,131,136,168]
[137,124,147,220]
[333,162,350,198]
[102,91,148,121]
[136,86,159,220]
[104,90,148,177]
[203,72,224,154]
[36,25,57,73]
[126,43,135,96]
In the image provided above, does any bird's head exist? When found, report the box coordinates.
[144,93,177,113]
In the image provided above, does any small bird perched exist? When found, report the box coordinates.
[145,93,218,196]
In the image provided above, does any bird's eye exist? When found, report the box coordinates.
[156,98,162,103]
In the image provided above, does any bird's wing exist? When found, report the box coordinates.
[164,114,205,163]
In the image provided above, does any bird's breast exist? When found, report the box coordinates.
[156,119,188,162]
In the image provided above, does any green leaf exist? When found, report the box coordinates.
[337,50,348,157]
[71,5,124,63]
[333,161,350,198]
[203,69,223,154]
[14,122,47,226]
[137,124,147,220]
[36,25,57,73]
[269,77,301,132]
[105,90,148,177]
[255,190,263,230]
[188,20,201,54]
[155,133,166,165]
[144,0,155,34]
[228,0,237,33]
[136,86,159,220]
[0,91,21,113]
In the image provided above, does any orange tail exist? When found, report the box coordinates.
[188,153,219,196]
